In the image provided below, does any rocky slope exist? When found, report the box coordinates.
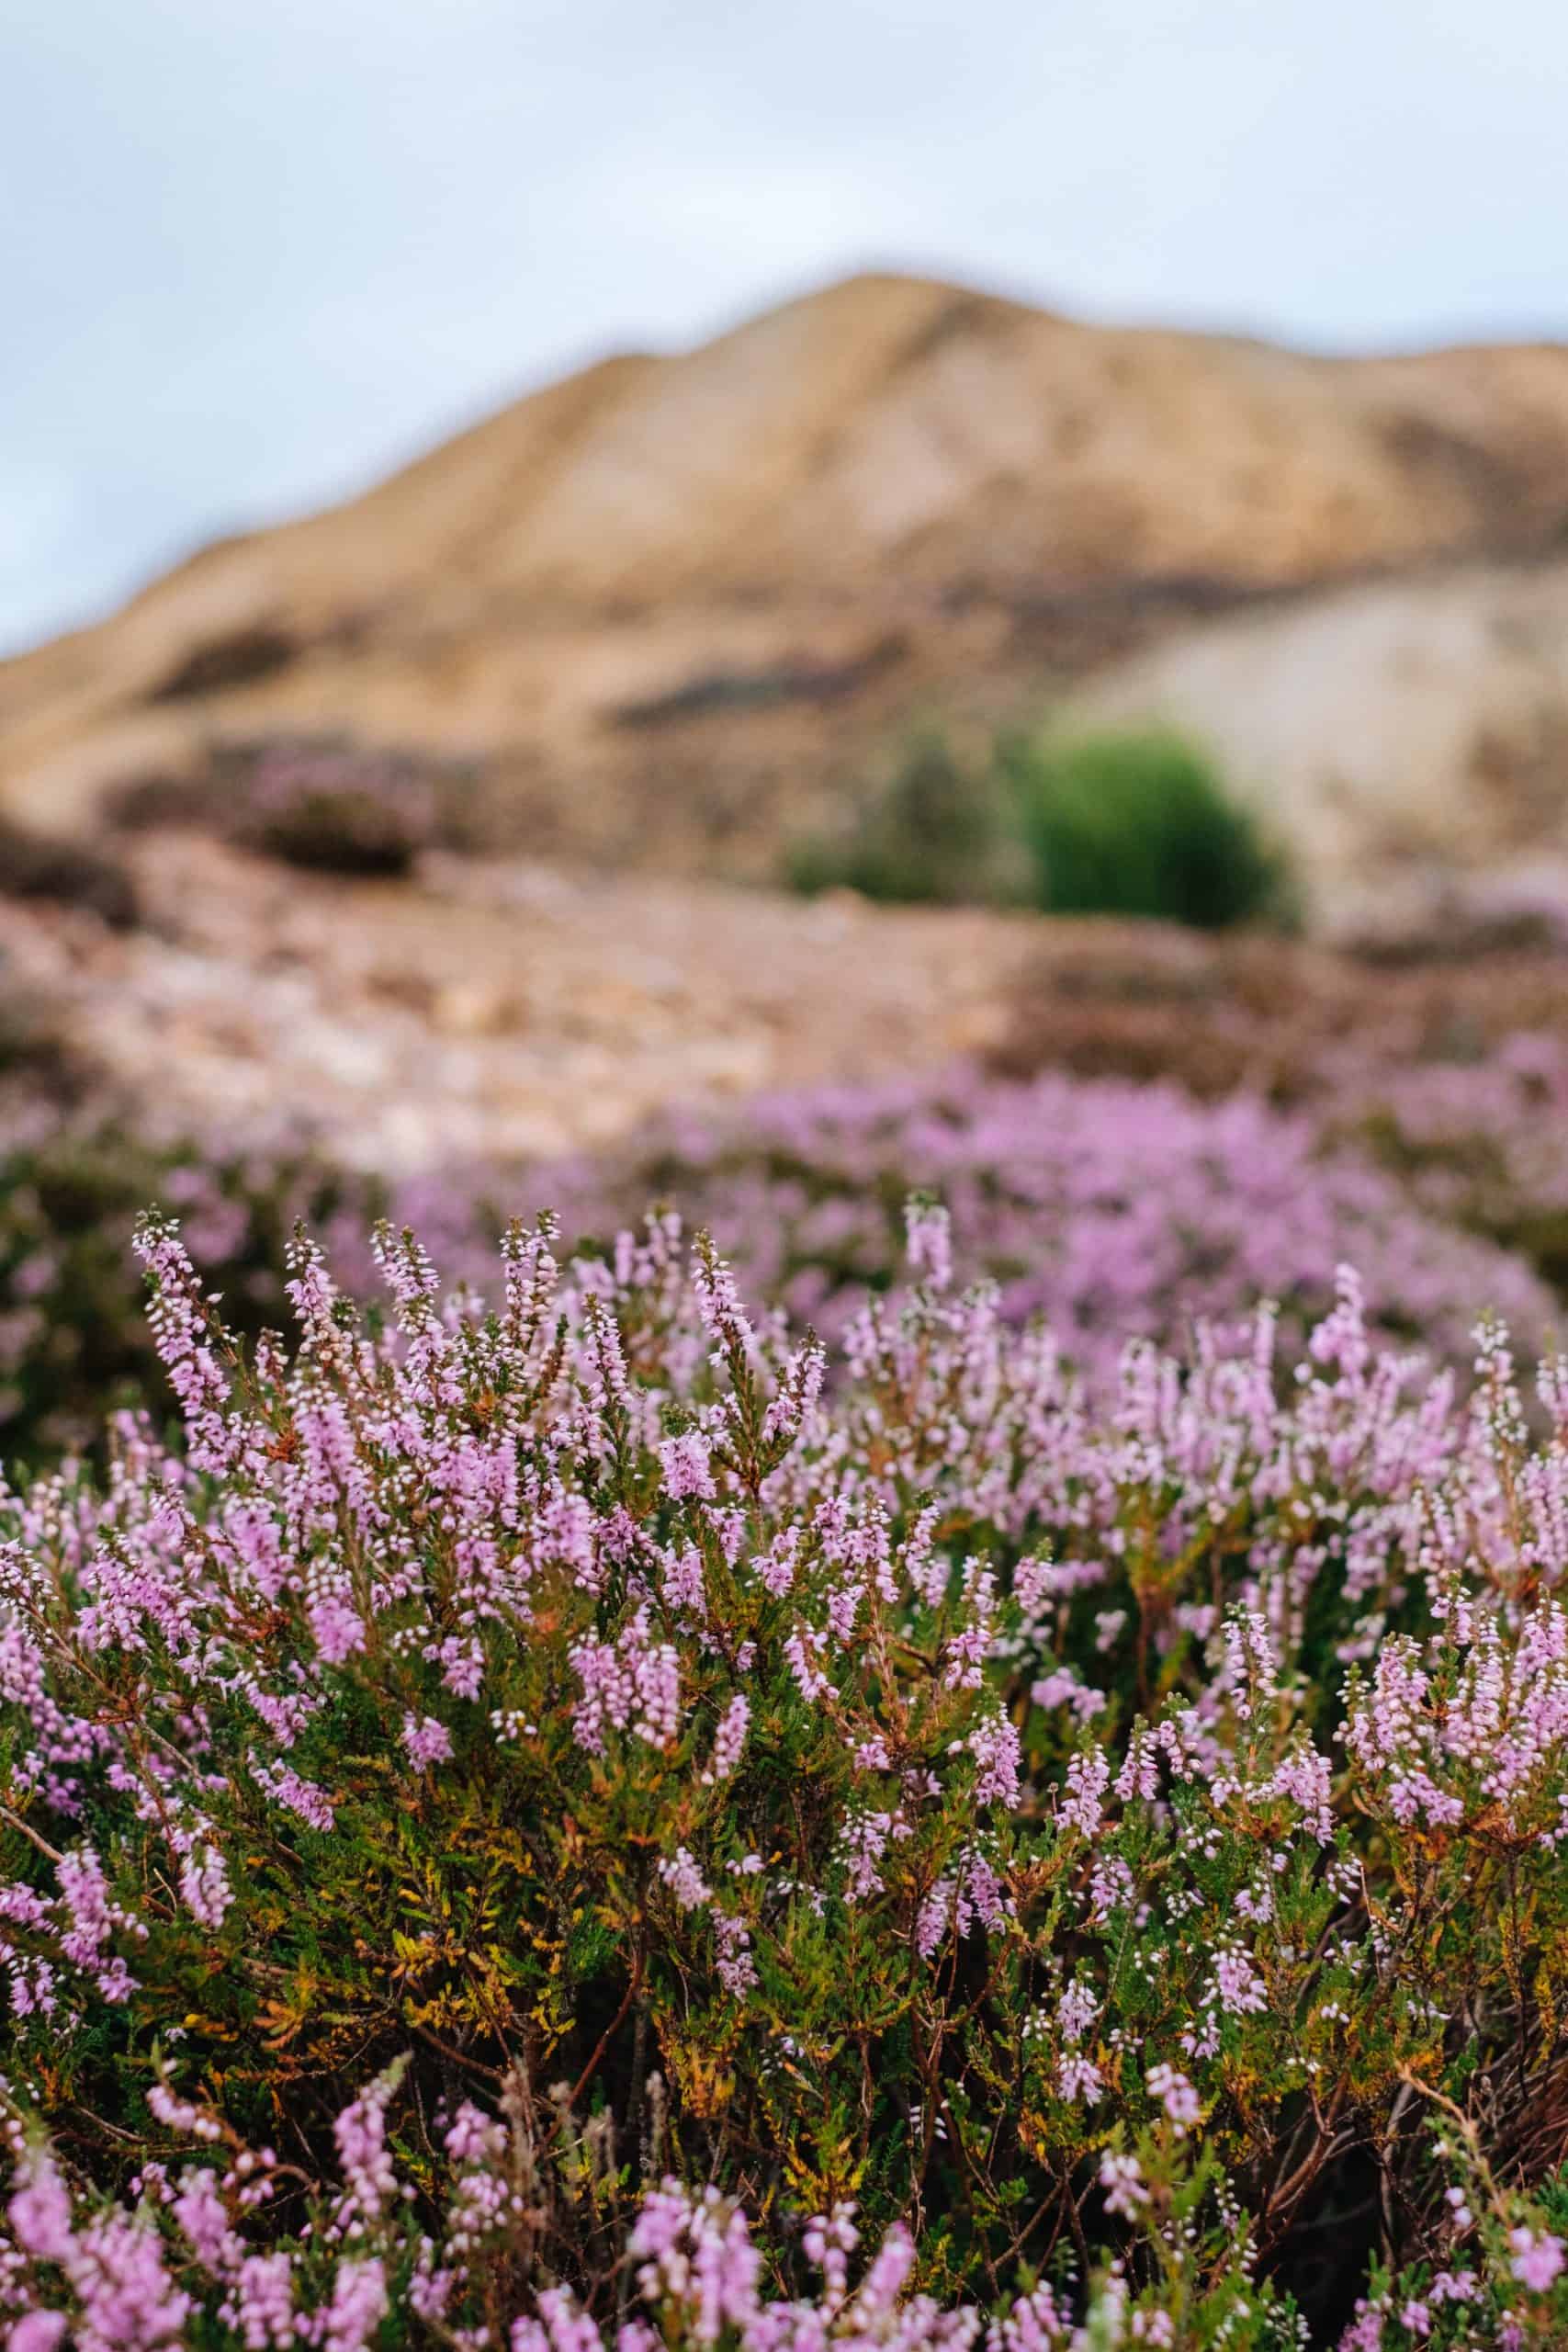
[8,272,1568,907]
[1,834,1036,1170]
[1066,553,1568,942]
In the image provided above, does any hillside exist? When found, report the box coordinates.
[1064,552,1568,940]
[8,271,1568,899]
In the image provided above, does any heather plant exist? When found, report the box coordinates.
[3,1209,1568,2345]
[0,2099,1300,2351]
[0,1121,356,1466]
[446,1065,1556,1383]
[233,740,460,875]
[110,737,479,877]
[1331,1029,1568,1294]
[0,818,139,930]
[4,1060,1562,1474]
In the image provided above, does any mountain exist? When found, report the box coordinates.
[7,270,1568,900]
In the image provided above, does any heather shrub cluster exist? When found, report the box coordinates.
[14,1046,1568,1472]
[495,1066,1555,1378]
[3,1204,1568,2346]
[0,1123,346,1464]
[0,819,139,930]
[111,738,480,877]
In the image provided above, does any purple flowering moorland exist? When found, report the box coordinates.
[1,1172,1567,2352]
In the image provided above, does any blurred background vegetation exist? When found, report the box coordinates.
[790,722,1288,930]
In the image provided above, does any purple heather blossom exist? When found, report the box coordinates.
[1509,2228,1565,2293]
[400,1714,453,1770]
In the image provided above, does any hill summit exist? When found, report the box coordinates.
[8,270,1568,886]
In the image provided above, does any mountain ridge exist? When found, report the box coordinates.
[8,269,1568,897]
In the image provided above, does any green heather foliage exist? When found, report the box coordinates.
[0,1207,1567,2346]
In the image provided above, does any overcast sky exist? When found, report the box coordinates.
[5,0,1568,653]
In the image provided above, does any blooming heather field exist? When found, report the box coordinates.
[8,934,1568,2351]
[9,1036,1568,1466]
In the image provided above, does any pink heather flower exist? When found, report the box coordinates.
[178,1840,232,1932]
[309,1593,367,1665]
[1088,1854,1135,1918]
[1509,2227,1565,2292]
[1058,1977,1098,2044]
[1213,1944,1269,2018]
[1098,2152,1147,2219]
[690,1238,755,1360]
[1146,2062,1201,2135]
[713,1911,757,1996]
[917,1877,955,1960]
[803,2199,860,2303]
[319,2256,389,2352]
[759,1528,800,1597]
[55,1847,118,1969]
[904,1199,953,1292]
[659,1432,716,1502]
[761,1334,827,1446]
[146,2082,222,2142]
[840,1810,908,1904]
[8,2155,74,2262]
[431,1634,485,1700]
[1056,2052,1104,2107]
[8,2314,68,2352]
[570,1613,682,1753]
[333,2077,401,2226]
[401,1713,454,1770]
[701,1695,749,1786]
[173,2165,241,2274]
[968,1712,1021,1809]
[254,1762,336,1833]
[229,2250,297,2345]
[783,1629,830,1702]
[1223,1606,1279,1724]
[964,1852,1012,1931]
[1060,1748,1110,1839]
[658,1848,711,1911]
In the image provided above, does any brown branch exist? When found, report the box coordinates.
[0,1804,64,1866]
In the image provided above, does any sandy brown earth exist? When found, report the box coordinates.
[12,827,1568,1189]
[8,272,1568,927]
[1,835,1038,1170]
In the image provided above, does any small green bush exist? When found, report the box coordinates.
[1001,727,1284,930]
[791,727,1287,932]
[788,731,1031,908]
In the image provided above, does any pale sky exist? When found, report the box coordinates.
[5,0,1568,652]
